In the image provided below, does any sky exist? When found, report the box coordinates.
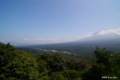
[0,0,120,45]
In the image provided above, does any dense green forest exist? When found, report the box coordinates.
[16,48,46,54]
[16,48,92,60]
[0,42,120,80]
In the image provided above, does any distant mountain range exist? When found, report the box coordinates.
[15,29,120,50]
[2,29,120,47]
[1,29,120,60]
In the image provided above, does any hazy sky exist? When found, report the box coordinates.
[0,0,120,45]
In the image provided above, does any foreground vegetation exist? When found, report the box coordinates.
[0,43,120,80]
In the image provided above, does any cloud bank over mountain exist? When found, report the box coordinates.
[1,29,120,46]
[95,29,120,35]
[76,29,120,42]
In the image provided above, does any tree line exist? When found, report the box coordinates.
[0,43,120,80]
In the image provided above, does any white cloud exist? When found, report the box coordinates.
[22,29,120,44]
[97,29,120,35]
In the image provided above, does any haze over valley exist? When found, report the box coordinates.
[15,29,120,59]
[0,0,120,79]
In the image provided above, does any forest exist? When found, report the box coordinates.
[0,42,120,80]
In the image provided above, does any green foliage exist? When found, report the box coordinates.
[82,46,120,80]
[50,72,66,80]
[1,42,119,80]
[64,57,91,71]
[87,59,96,65]
[35,53,65,72]
[65,57,77,70]
[51,53,65,72]
[37,60,49,79]
[62,69,84,80]
[0,43,39,80]
[16,47,45,54]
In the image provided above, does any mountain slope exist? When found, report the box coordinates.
[76,29,120,42]
[14,29,120,59]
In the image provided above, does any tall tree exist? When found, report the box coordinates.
[82,46,120,80]
[0,43,39,80]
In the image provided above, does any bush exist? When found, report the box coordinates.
[0,43,39,80]
[82,47,120,80]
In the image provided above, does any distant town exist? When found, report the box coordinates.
[34,48,79,56]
